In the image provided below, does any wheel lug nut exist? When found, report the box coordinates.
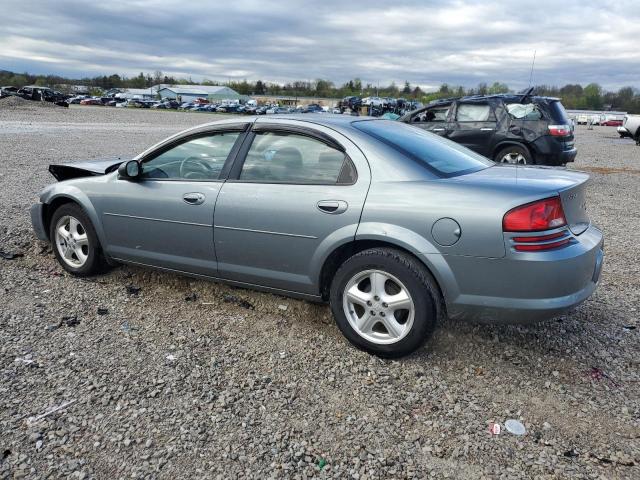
[374,296,380,301]
[382,302,388,308]
[366,301,372,306]
[370,310,376,316]
[380,312,386,317]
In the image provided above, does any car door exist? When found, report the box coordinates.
[446,101,497,157]
[95,125,247,276]
[213,120,371,295]
[407,103,452,137]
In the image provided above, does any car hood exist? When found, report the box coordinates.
[49,158,126,181]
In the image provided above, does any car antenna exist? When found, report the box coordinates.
[528,50,536,88]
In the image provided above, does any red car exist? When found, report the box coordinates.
[601,119,623,127]
[80,98,103,106]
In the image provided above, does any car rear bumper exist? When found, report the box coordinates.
[30,203,49,241]
[429,225,604,324]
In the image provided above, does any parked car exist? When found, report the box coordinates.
[362,96,385,107]
[0,86,19,97]
[68,95,90,104]
[32,116,603,358]
[266,106,289,114]
[617,126,631,138]
[80,98,103,106]
[340,96,362,112]
[601,118,623,127]
[17,86,68,106]
[576,114,589,125]
[302,104,324,113]
[623,115,640,145]
[399,90,577,166]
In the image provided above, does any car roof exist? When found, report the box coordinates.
[428,94,560,105]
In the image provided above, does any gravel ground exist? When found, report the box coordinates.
[1,103,639,479]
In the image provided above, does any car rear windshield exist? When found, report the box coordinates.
[353,120,493,177]
[548,100,570,124]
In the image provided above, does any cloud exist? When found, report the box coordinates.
[0,0,638,90]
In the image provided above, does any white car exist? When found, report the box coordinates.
[362,96,385,107]
[623,115,640,144]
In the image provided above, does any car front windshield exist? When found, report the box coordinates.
[353,120,493,177]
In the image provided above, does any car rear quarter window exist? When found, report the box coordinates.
[548,101,570,124]
[239,132,349,184]
[506,103,543,120]
[354,120,493,177]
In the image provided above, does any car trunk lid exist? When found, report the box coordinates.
[454,165,590,234]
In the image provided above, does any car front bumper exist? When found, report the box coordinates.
[429,225,604,324]
[30,203,49,241]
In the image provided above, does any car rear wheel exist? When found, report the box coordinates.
[50,203,103,276]
[330,248,439,358]
[495,145,532,165]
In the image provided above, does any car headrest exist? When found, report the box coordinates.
[272,147,303,168]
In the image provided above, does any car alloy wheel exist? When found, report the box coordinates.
[500,152,528,164]
[342,269,415,345]
[54,215,90,268]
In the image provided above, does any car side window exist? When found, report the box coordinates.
[141,132,241,180]
[455,103,493,122]
[239,132,350,184]
[506,103,543,121]
[412,105,450,123]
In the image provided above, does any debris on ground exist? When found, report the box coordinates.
[97,307,109,315]
[26,399,77,425]
[184,292,198,302]
[126,284,141,296]
[0,249,23,260]
[61,315,80,327]
[504,419,526,436]
[587,366,620,387]
[223,294,254,310]
[489,422,501,435]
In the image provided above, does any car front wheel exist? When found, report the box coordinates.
[330,248,439,358]
[50,203,103,276]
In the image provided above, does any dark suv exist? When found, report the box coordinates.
[399,91,576,165]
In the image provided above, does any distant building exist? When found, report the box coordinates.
[114,88,155,100]
[157,85,242,103]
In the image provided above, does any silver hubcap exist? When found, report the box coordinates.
[499,152,527,164]
[342,269,415,345]
[55,215,89,268]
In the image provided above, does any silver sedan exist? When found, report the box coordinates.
[31,115,604,357]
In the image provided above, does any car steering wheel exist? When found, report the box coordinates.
[179,156,213,179]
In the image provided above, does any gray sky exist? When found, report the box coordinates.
[1,0,638,91]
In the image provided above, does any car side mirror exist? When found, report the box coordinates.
[118,160,141,180]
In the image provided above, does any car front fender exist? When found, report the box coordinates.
[40,185,107,247]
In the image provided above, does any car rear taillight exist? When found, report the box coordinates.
[548,124,572,136]
[503,196,567,232]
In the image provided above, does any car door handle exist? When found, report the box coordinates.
[183,192,205,205]
[317,200,348,214]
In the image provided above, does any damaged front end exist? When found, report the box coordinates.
[49,158,126,181]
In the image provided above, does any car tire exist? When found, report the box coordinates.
[330,248,439,358]
[49,203,104,276]
[494,145,533,165]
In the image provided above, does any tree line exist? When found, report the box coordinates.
[1,69,638,113]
